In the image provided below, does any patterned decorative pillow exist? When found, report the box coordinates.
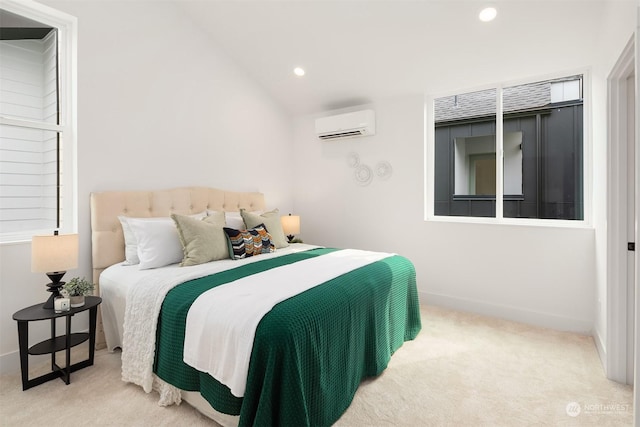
[223,224,275,260]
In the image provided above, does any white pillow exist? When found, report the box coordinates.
[127,217,183,270]
[224,212,246,230]
[207,210,263,230]
[119,212,206,267]
[118,215,140,265]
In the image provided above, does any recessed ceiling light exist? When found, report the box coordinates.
[479,7,497,22]
[293,67,305,77]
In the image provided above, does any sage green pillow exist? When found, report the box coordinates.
[171,211,228,266]
[240,208,289,249]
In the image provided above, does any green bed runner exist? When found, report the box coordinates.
[154,248,421,426]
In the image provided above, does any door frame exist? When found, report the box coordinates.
[606,35,636,385]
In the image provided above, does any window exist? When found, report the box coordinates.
[430,74,585,222]
[0,2,76,241]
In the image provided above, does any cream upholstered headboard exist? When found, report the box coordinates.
[90,186,265,347]
[90,186,265,286]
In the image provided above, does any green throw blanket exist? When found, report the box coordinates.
[154,248,421,426]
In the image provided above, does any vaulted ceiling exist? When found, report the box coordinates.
[180,0,612,116]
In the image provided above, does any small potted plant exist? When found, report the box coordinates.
[62,277,94,308]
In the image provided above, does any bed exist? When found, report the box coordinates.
[90,186,421,426]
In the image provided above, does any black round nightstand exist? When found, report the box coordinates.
[13,296,102,390]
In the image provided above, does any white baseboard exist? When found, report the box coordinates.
[420,291,593,334]
[1,350,22,376]
[1,350,70,377]
[593,327,607,372]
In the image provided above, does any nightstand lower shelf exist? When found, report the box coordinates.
[29,332,90,355]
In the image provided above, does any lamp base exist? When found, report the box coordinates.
[42,271,66,310]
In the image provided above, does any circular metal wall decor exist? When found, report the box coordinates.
[354,164,373,186]
[346,152,360,168]
[375,161,393,180]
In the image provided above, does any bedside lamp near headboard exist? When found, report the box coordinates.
[281,214,301,243]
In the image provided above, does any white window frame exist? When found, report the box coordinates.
[0,0,77,243]
[424,69,592,228]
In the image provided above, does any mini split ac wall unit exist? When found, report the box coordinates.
[315,109,376,140]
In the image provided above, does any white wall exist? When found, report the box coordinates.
[293,96,595,333]
[0,0,293,374]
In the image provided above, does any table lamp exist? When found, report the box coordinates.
[281,214,301,243]
[31,231,79,309]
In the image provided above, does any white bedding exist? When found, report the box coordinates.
[100,243,323,350]
[99,244,321,404]
[184,249,392,397]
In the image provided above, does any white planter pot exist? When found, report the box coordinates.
[69,295,85,308]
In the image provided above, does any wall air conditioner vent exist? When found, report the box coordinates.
[318,130,366,140]
[315,109,376,140]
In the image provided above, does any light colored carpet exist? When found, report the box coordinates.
[0,305,632,426]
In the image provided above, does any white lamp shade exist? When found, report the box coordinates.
[281,215,301,235]
[31,233,79,273]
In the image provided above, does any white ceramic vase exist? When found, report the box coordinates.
[69,295,85,308]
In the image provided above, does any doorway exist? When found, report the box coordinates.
[606,35,636,386]
[626,71,635,386]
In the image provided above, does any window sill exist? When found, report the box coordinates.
[425,214,593,229]
[0,228,74,245]
[0,237,31,246]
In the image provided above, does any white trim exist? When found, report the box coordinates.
[633,9,640,425]
[594,327,607,367]
[424,212,593,229]
[583,70,594,227]
[0,117,64,131]
[421,291,593,334]
[0,0,75,24]
[0,0,78,242]
[60,2,78,235]
[424,68,592,228]
[424,95,434,221]
[606,35,636,385]
[495,86,504,219]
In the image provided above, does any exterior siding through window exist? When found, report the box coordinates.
[0,29,59,233]
[433,76,584,220]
